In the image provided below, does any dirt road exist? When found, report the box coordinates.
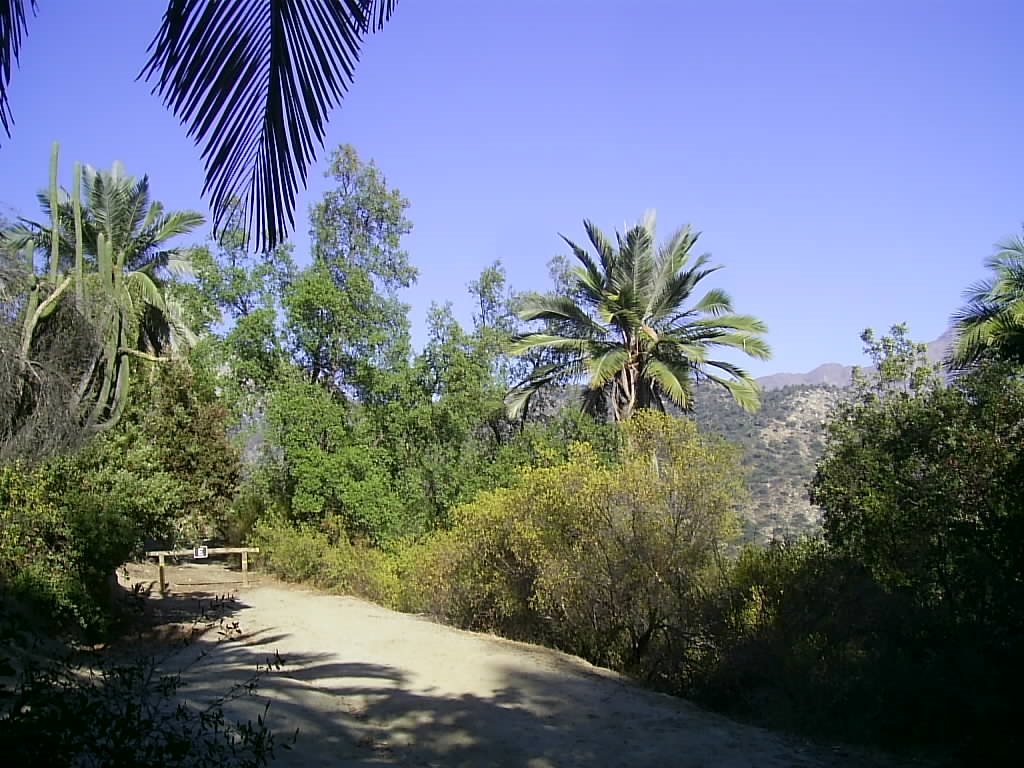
[121,566,911,768]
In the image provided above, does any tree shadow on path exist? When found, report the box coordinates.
[167,598,909,768]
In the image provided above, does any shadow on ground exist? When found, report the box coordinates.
[159,595,901,768]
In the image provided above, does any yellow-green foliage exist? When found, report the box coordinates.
[253,412,745,685]
[398,411,746,674]
[251,515,399,606]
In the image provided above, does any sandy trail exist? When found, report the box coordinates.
[130,564,895,768]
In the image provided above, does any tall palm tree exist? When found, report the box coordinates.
[951,233,1024,369]
[507,212,771,423]
[1,1,398,250]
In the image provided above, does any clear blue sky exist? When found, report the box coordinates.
[1,0,1021,376]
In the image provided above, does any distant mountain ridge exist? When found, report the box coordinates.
[756,328,956,391]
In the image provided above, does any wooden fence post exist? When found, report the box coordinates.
[144,547,259,593]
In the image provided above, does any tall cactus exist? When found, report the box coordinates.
[12,141,200,437]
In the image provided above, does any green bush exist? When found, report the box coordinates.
[0,458,162,631]
[0,464,89,626]
[692,539,905,741]
[686,342,1024,761]
[397,411,745,684]
[250,515,332,584]
[250,515,400,605]
[805,350,1024,759]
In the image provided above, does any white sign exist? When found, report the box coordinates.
[193,546,209,559]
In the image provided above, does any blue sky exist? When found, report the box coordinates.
[1,0,1021,376]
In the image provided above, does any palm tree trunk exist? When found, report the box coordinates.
[614,369,637,422]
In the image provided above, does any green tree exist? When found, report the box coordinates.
[265,374,404,545]
[176,204,295,398]
[508,212,771,422]
[951,231,1024,368]
[807,327,1024,757]
[284,144,415,400]
[812,326,1019,609]
[2,1,399,248]
[398,302,507,526]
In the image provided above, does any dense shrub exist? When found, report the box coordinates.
[684,337,1024,761]
[397,411,745,683]
[804,352,1024,760]
[0,464,90,626]
[692,539,913,741]
[251,515,399,605]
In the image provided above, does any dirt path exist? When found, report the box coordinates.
[127,565,899,767]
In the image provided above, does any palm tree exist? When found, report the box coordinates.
[507,212,771,423]
[951,233,1024,369]
[1,1,397,251]
[2,146,203,432]
[7,161,202,359]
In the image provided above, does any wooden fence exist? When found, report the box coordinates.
[143,547,260,593]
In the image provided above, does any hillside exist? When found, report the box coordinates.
[692,383,845,542]
[709,328,957,540]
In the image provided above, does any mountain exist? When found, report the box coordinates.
[756,329,956,391]
[755,363,853,391]
[694,328,957,542]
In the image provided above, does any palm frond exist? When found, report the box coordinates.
[703,368,762,412]
[161,293,200,352]
[618,220,656,309]
[505,357,586,419]
[951,233,1024,368]
[561,233,605,294]
[504,385,538,421]
[0,0,34,142]
[164,252,195,279]
[689,314,770,334]
[570,265,611,311]
[653,338,709,364]
[582,219,616,277]
[516,293,606,337]
[150,209,206,244]
[587,346,629,388]
[654,224,699,282]
[508,332,596,356]
[126,270,168,315]
[643,358,693,409]
[647,264,722,320]
[120,175,152,243]
[140,0,398,251]
[689,287,733,317]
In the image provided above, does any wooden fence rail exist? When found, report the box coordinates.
[144,547,260,593]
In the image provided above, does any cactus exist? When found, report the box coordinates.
[12,141,198,436]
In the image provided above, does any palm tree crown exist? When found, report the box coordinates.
[951,233,1024,368]
[5,160,202,359]
[507,212,771,422]
[2,1,398,250]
